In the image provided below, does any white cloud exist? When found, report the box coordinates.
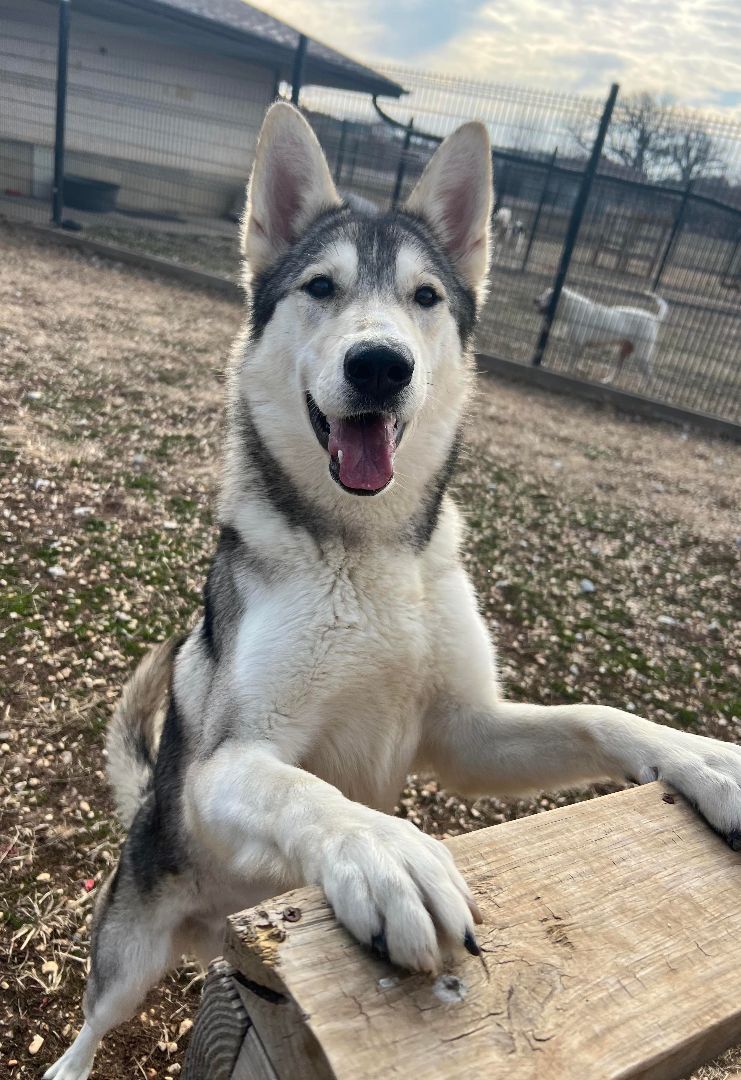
[255,0,741,114]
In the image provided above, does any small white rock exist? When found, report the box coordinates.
[163,520,178,531]
[73,506,94,516]
[579,578,595,594]
[48,565,66,578]
[28,1034,44,1055]
[657,615,677,626]
[26,391,43,402]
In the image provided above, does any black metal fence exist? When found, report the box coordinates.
[1,3,739,426]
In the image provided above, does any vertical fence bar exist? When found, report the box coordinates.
[52,0,71,226]
[651,180,692,291]
[531,83,619,366]
[347,137,360,185]
[290,34,307,106]
[391,119,414,209]
[521,146,558,272]
[720,227,741,288]
[334,120,349,185]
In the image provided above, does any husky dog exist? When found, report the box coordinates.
[535,285,668,380]
[46,104,741,1079]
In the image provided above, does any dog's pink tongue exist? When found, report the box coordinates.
[328,415,395,491]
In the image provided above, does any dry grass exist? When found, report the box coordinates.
[0,218,739,1078]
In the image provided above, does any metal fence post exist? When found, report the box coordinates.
[334,119,349,185]
[347,136,360,185]
[521,146,558,272]
[531,83,619,366]
[290,34,307,106]
[52,0,71,226]
[720,227,741,288]
[651,179,692,291]
[391,119,414,209]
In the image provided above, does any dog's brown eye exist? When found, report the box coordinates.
[414,285,439,308]
[304,276,334,300]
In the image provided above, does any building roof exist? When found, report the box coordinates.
[104,0,404,98]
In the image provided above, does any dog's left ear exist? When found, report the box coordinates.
[405,122,493,298]
[242,102,341,279]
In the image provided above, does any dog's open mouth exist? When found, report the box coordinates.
[307,394,403,496]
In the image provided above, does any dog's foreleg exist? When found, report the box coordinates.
[425,699,741,843]
[188,744,481,972]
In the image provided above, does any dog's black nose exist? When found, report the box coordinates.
[343,343,414,406]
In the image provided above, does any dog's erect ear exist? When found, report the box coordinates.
[405,122,493,297]
[242,103,341,277]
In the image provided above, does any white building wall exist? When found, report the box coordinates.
[0,0,275,214]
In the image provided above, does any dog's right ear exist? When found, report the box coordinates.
[242,103,341,278]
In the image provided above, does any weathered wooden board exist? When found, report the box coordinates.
[221,783,741,1080]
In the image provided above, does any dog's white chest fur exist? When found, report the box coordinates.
[232,545,433,809]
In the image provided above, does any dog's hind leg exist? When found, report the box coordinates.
[615,339,633,381]
[43,861,188,1080]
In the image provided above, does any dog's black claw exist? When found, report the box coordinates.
[727,831,741,852]
[464,929,481,956]
[371,931,389,959]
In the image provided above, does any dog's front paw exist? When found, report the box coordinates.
[637,731,741,843]
[320,814,481,974]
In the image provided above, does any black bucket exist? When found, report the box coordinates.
[63,175,120,213]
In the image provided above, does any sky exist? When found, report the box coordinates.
[255,0,741,115]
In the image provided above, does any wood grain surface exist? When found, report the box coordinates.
[220,783,741,1080]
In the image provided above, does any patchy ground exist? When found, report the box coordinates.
[0,219,739,1078]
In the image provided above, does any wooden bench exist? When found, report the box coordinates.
[183,782,741,1079]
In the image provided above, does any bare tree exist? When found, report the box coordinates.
[663,124,726,185]
[570,92,671,177]
[570,92,727,186]
[607,93,672,176]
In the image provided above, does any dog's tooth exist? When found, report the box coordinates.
[337,449,344,465]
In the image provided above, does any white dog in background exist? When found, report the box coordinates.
[493,207,525,253]
[535,286,668,380]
